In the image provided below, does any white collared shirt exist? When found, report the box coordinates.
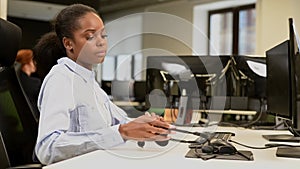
[35,57,128,165]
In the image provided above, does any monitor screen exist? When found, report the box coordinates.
[234,55,266,99]
[266,40,293,119]
[111,80,134,101]
[266,18,299,129]
[146,55,230,95]
[145,55,231,111]
[133,81,147,102]
[290,18,300,129]
[101,80,112,95]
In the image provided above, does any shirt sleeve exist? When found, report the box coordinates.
[35,72,125,165]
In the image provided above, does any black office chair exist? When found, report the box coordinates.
[0,18,41,168]
[14,62,40,122]
[0,132,42,169]
[0,132,10,169]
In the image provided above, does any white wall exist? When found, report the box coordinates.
[104,1,195,56]
[0,0,7,19]
[105,14,143,56]
[256,0,300,55]
[142,1,194,56]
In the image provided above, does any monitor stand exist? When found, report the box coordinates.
[262,134,300,142]
[276,147,300,158]
[262,119,300,142]
[263,129,300,158]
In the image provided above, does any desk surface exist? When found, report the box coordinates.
[194,109,257,115]
[43,126,300,169]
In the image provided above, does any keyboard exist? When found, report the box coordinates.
[189,131,235,149]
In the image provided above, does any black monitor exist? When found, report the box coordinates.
[111,80,134,101]
[146,55,270,126]
[101,80,112,95]
[265,18,300,141]
[133,81,147,102]
[233,55,266,99]
[145,55,231,110]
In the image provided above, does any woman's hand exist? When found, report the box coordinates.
[119,112,174,141]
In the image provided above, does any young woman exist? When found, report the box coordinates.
[15,49,41,120]
[33,31,65,81]
[35,4,172,165]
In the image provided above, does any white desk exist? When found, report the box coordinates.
[43,127,300,169]
[194,109,257,115]
[113,101,141,107]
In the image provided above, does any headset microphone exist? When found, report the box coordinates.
[137,128,210,147]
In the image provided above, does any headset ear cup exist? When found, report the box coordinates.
[201,145,214,154]
[218,145,237,155]
[137,141,145,148]
[137,140,169,147]
[155,140,169,146]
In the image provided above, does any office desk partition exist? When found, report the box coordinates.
[43,127,300,169]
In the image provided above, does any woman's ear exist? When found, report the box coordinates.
[63,37,73,53]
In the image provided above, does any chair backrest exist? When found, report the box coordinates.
[14,62,40,122]
[0,18,38,166]
[0,132,11,169]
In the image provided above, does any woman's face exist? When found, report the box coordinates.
[64,12,107,70]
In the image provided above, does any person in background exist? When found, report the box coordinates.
[33,31,65,81]
[35,4,173,165]
[15,49,41,121]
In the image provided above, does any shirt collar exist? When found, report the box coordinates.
[57,57,95,82]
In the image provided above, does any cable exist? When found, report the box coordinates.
[216,121,241,127]
[137,128,211,148]
[284,120,300,137]
[239,98,265,128]
[272,121,286,130]
[228,139,272,149]
[169,128,210,139]
[170,138,198,144]
[229,139,300,149]
[198,97,269,129]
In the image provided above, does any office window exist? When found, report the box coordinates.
[101,54,146,81]
[102,55,116,81]
[116,54,133,81]
[209,12,233,55]
[208,4,256,55]
[238,7,256,55]
[133,53,144,80]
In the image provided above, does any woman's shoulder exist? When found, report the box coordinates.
[44,64,73,82]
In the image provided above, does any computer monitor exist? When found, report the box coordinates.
[133,81,147,103]
[101,80,112,96]
[111,80,134,101]
[265,18,300,137]
[233,55,266,99]
[145,55,231,110]
[233,55,270,125]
